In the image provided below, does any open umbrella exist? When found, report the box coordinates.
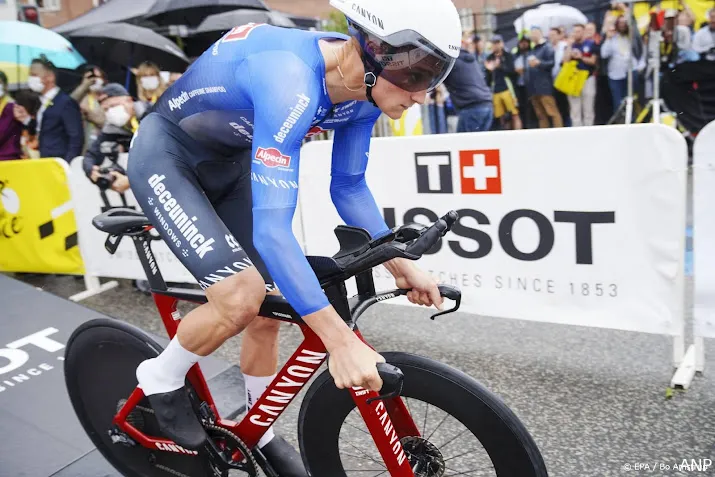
[513,3,588,35]
[67,22,190,73]
[0,21,86,86]
[196,9,296,34]
[147,0,269,27]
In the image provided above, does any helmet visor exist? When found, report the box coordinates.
[351,22,456,93]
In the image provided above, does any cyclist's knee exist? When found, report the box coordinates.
[206,267,266,334]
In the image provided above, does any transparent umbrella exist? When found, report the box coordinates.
[513,3,588,35]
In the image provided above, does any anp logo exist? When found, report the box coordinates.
[459,149,501,194]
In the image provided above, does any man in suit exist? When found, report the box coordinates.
[13,57,84,162]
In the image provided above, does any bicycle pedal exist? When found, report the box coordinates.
[108,428,136,447]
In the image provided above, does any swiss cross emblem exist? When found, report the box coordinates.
[222,23,265,43]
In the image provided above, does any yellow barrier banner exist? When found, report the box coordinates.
[0,159,84,274]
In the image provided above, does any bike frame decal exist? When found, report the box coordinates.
[111,292,421,476]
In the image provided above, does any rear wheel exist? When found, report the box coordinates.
[298,352,548,477]
[64,318,213,477]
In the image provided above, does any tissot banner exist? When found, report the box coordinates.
[299,124,687,335]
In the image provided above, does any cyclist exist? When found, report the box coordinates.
[127,0,461,474]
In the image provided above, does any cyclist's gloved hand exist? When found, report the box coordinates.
[328,335,386,392]
[388,259,444,311]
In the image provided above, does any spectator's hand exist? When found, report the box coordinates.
[606,27,616,39]
[528,56,540,67]
[90,165,101,183]
[81,71,95,87]
[572,49,582,59]
[485,59,496,71]
[110,172,130,194]
[13,105,29,124]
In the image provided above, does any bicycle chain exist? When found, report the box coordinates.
[126,403,259,477]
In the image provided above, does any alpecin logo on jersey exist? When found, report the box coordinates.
[255,147,291,169]
[274,93,311,144]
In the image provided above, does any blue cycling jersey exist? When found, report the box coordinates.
[152,23,390,317]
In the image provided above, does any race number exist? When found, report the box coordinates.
[222,23,265,43]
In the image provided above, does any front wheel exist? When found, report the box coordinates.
[298,352,548,477]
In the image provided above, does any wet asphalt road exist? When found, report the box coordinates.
[10,271,715,477]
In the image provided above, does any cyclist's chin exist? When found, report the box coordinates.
[383,107,406,120]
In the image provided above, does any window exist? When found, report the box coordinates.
[35,0,62,12]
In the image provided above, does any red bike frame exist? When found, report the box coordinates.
[113,291,422,476]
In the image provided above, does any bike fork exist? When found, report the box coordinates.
[352,389,421,476]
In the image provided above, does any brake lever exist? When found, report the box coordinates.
[429,285,461,320]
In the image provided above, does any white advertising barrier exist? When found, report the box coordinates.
[693,120,715,371]
[299,124,687,340]
[68,154,307,288]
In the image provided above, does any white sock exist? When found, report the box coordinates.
[136,336,201,396]
[244,373,276,448]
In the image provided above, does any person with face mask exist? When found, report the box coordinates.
[13,56,84,163]
[71,65,109,148]
[134,61,166,104]
[83,83,149,194]
[0,71,24,160]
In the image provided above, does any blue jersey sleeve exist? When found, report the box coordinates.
[246,51,330,317]
[330,105,390,238]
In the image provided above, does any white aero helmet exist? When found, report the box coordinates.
[329,0,462,95]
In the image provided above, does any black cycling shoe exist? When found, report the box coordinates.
[259,435,309,477]
[145,387,208,450]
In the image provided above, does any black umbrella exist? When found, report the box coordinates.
[195,9,296,34]
[146,0,269,27]
[67,22,190,73]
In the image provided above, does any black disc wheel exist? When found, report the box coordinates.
[298,352,548,477]
[64,318,214,477]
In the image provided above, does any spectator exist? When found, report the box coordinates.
[524,27,563,128]
[549,26,571,127]
[485,34,522,130]
[442,34,494,132]
[600,14,645,112]
[83,83,150,193]
[426,85,449,134]
[473,34,488,66]
[134,61,167,104]
[513,35,535,128]
[585,22,601,43]
[564,24,599,126]
[13,57,84,163]
[71,64,108,149]
[692,9,715,61]
[168,72,183,87]
[0,71,23,160]
[13,90,41,158]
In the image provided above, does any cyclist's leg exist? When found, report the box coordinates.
[189,150,308,476]
[127,113,266,448]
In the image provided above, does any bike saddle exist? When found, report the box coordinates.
[93,208,152,236]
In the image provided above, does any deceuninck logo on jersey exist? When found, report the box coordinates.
[255,147,291,169]
[414,149,502,194]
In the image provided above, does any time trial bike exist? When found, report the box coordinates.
[64,207,548,477]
